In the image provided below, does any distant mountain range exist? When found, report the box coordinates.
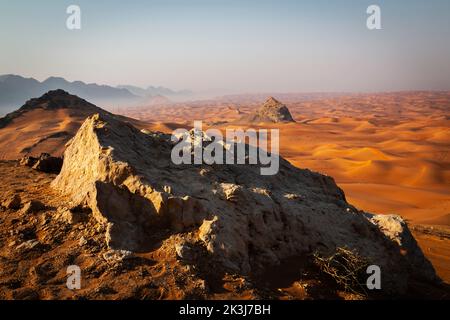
[117,85,191,98]
[0,74,191,113]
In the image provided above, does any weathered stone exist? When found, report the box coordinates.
[2,194,21,210]
[239,97,295,123]
[51,113,437,293]
[20,153,63,173]
[19,156,38,167]
[102,249,133,264]
[175,242,195,261]
[16,240,40,251]
[21,200,45,215]
[32,153,63,173]
[56,206,88,224]
[79,236,88,246]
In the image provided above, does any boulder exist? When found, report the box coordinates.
[20,153,63,173]
[2,194,21,210]
[56,206,88,224]
[32,153,63,173]
[21,200,46,215]
[51,113,437,293]
[19,156,38,167]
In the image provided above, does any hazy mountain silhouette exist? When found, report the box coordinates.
[0,75,140,113]
[117,84,192,99]
[0,75,193,114]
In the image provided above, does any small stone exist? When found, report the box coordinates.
[175,242,195,261]
[194,279,206,290]
[19,156,38,167]
[57,206,87,224]
[102,250,133,264]
[32,153,63,174]
[284,193,302,200]
[79,236,88,246]
[2,194,21,210]
[16,240,40,251]
[20,200,45,215]
[96,224,104,233]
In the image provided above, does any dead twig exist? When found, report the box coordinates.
[313,247,371,296]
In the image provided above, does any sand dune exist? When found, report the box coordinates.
[0,108,83,159]
[0,91,149,160]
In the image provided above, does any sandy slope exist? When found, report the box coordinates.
[0,108,91,159]
[0,102,149,160]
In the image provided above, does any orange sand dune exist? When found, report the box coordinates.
[0,107,149,160]
[0,108,85,159]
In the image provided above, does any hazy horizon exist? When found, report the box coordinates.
[1,0,450,95]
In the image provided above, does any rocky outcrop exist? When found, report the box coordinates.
[20,153,63,174]
[20,200,46,215]
[1,193,21,210]
[51,113,436,293]
[240,97,295,123]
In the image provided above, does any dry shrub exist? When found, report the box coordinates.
[313,247,371,296]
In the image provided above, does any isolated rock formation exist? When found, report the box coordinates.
[1,193,21,210]
[240,97,295,123]
[51,113,436,293]
[20,200,46,215]
[20,153,63,173]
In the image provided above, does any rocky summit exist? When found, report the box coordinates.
[240,97,295,123]
[51,112,436,293]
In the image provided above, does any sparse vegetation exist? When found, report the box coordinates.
[313,247,371,296]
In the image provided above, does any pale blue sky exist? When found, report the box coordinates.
[0,0,449,94]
